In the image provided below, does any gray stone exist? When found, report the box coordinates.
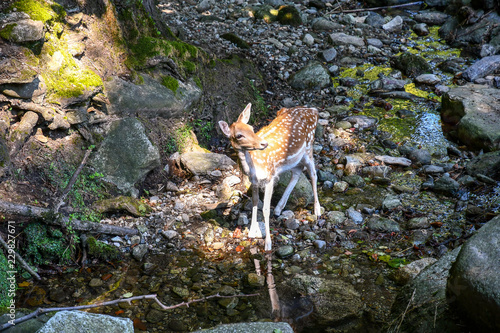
[314,239,326,249]
[463,55,500,82]
[346,208,363,224]
[193,322,294,333]
[480,44,497,58]
[343,115,377,130]
[466,151,500,181]
[375,155,412,167]
[162,230,179,240]
[441,84,500,151]
[196,0,211,13]
[365,12,385,28]
[333,180,349,192]
[180,152,235,175]
[303,33,314,46]
[131,244,148,261]
[91,118,160,197]
[362,166,391,178]
[413,23,429,36]
[414,11,449,25]
[388,247,462,332]
[328,32,365,47]
[285,218,300,230]
[321,47,337,62]
[382,195,401,211]
[311,17,343,31]
[415,74,440,85]
[407,217,430,229]
[37,311,133,333]
[369,77,407,92]
[367,38,383,48]
[382,16,403,32]
[391,53,432,78]
[104,75,201,118]
[276,245,294,258]
[448,215,500,331]
[247,273,265,287]
[367,216,400,233]
[9,111,38,155]
[0,19,44,43]
[422,165,444,174]
[409,149,431,166]
[433,175,459,197]
[326,211,346,225]
[289,61,330,90]
[343,175,366,188]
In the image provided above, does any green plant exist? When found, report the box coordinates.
[161,75,179,93]
[86,236,120,261]
[0,251,14,307]
[192,119,214,145]
[249,80,268,119]
[24,223,73,265]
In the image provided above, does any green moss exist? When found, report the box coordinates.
[87,236,120,261]
[10,0,65,23]
[221,33,251,49]
[0,252,14,307]
[193,76,202,89]
[161,75,179,93]
[24,223,72,265]
[0,23,16,40]
[276,5,302,26]
[183,60,196,74]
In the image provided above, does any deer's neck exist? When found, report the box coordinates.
[240,150,270,184]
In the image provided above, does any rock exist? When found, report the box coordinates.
[466,151,500,181]
[391,53,432,78]
[37,311,133,333]
[131,244,148,261]
[409,149,431,166]
[367,38,383,48]
[286,274,363,328]
[104,75,201,118]
[314,239,326,249]
[343,175,366,188]
[480,44,497,58]
[441,84,500,151]
[362,166,391,178]
[390,257,437,285]
[311,17,343,31]
[303,33,314,46]
[9,111,38,155]
[375,155,412,167]
[93,196,152,217]
[180,152,235,175]
[382,16,403,32]
[289,61,330,90]
[422,165,444,174]
[346,207,363,224]
[318,170,337,183]
[0,19,44,43]
[196,0,211,13]
[285,218,300,230]
[448,215,500,331]
[414,11,449,25]
[328,33,365,47]
[413,23,429,36]
[0,76,46,101]
[192,322,294,333]
[388,247,462,332]
[247,273,265,287]
[89,278,104,287]
[369,77,407,92]
[326,211,346,225]
[221,33,250,49]
[276,5,302,26]
[367,216,400,233]
[0,45,38,85]
[274,171,313,210]
[333,180,349,192]
[343,115,377,130]
[162,230,179,240]
[407,217,430,229]
[365,12,385,28]
[91,118,160,197]
[321,47,337,62]
[463,55,500,82]
[0,139,9,178]
[382,195,401,211]
[415,74,440,85]
[276,245,294,258]
[433,175,459,197]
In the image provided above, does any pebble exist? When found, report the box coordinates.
[162,230,179,240]
[276,245,295,258]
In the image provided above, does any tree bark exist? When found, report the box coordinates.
[0,199,138,236]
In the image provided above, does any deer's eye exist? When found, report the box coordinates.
[236,134,244,139]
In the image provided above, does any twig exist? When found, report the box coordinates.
[53,148,93,213]
[329,1,422,14]
[396,288,416,332]
[0,232,41,280]
[0,293,259,330]
[266,252,281,320]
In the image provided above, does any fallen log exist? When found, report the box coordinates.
[0,199,138,236]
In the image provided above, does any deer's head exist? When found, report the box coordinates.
[219,103,268,151]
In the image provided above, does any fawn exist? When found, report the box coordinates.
[219,103,321,251]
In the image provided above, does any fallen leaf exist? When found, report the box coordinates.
[115,310,124,315]
[431,221,443,228]
[101,273,113,281]
[235,245,244,252]
[18,281,31,287]
[133,318,147,331]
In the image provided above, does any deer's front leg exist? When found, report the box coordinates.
[263,179,274,251]
[248,184,262,238]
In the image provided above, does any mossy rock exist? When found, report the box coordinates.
[24,223,72,265]
[86,236,120,261]
[277,5,302,26]
[0,138,9,177]
[252,5,278,23]
[391,53,432,78]
[9,0,65,23]
[93,196,153,217]
[221,33,251,49]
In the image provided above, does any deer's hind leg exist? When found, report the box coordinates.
[304,151,321,217]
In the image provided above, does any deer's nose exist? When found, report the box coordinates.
[260,141,268,149]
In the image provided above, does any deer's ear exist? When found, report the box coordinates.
[238,103,252,124]
[219,121,231,137]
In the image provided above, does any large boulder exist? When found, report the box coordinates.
[387,247,462,333]
[447,215,500,331]
[466,151,500,181]
[0,19,44,43]
[104,74,201,118]
[91,118,160,196]
[441,84,500,151]
[37,310,133,333]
